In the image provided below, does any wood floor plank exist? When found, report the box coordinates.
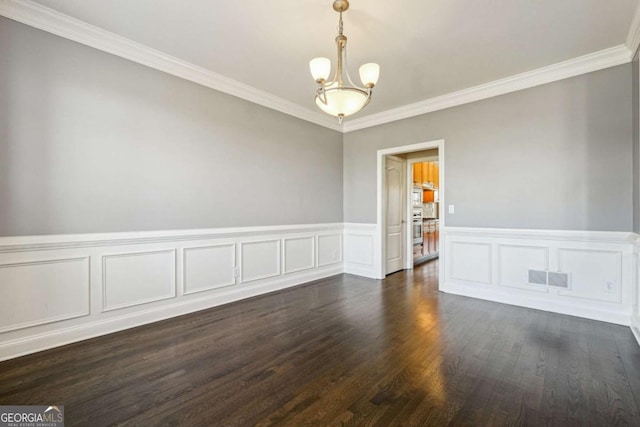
[1,260,639,426]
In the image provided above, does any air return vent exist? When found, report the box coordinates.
[548,272,570,289]
[528,269,547,285]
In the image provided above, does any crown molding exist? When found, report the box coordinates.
[627,1,640,58]
[343,45,633,132]
[0,0,342,132]
[0,0,635,134]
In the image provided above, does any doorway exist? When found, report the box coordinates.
[408,154,440,266]
[377,140,445,285]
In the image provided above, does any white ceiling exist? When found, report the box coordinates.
[27,0,640,118]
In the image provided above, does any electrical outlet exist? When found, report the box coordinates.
[606,281,615,293]
[332,250,339,260]
[233,266,239,278]
[448,205,455,214]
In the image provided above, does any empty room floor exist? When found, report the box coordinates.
[1,260,639,426]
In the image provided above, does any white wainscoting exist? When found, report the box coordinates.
[444,227,636,326]
[0,223,343,361]
[102,250,177,311]
[2,223,638,361]
[632,241,640,346]
[344,223,379,279]
[0,257,90,333]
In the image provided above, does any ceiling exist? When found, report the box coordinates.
[23,0,640,120]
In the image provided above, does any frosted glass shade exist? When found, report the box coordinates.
[309,57,331,82]
[359,63,380,87]
[314,84,370,118]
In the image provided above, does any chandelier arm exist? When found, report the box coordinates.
[316,84,328,105]
[341,42,365,90]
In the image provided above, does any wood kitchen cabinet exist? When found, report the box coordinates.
[413,161,439,189]
[426,162,434,186]
[413,162,423,184]
[422,220,439,257]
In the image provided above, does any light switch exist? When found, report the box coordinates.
[448,205,455,214]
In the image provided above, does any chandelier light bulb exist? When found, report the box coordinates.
[310,57,331,82]
[359,63,380,88]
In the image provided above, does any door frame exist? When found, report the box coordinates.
[376,139,445,284]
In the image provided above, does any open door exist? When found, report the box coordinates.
[385,156,406,275]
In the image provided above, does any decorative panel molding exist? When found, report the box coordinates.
[345,235,374,266]
[2,222,637,361]
[449,242,492,284]
[240,240,281,283]
[102,250,177,311]
[344,223,378,279]
[183,244,236,295]
[557,248,622,303]
[0,257,90,333]
[497,244,549,292]
[443,227,634,326]
[283,237,315,274]
[317,234,342,267]
[0,223,343,361]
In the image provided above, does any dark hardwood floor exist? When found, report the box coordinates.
[1,260,640,426]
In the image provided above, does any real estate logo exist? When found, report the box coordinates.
[0,406,64,427]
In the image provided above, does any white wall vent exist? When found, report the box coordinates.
[528,269,548,285]
[548,272,570,289]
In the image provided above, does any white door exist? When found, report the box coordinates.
[385,156,405,275]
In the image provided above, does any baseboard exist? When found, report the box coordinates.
[0,265,342,362]
[443,281,630,326]
[632,317,640,346]
[344,265,379,279]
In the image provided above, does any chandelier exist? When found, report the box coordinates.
[309,0,380,124]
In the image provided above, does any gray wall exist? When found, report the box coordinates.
[0,18,343,236]
[344,65,633,231]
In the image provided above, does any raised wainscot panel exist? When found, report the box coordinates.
[450,242,492,284]
[318,234,342,267]
[345,234,374,266]
[241,240,280,283]
[183,244,236,295]
[283,237,315,274]
[557,248,622,303]
[386,232,402,264]
[0,257,90,333]
[498,244,549,292]
[102,250,176,311]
